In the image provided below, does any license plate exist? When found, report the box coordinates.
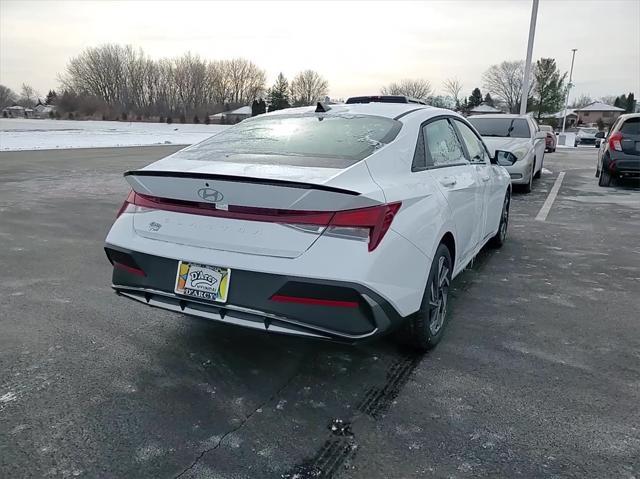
[174,261,230,303]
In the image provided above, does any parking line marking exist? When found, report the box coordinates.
[535,171,566,222]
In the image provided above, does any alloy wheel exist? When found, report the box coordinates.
[499,194,510,241]
[428,256,450,335]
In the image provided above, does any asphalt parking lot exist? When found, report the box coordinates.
[1,146,639,479]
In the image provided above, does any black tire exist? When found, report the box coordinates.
[522,162,534,193]
[551,148,556,153]
[400,243,452,351]
[534,156,542,179]
[598,167,612,187]
[489,191,510,248]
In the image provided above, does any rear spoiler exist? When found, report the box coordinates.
[123,170,360,196]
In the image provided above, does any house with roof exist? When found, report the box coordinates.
[575,102,624,126]
[541,108,578,128]
[468,103,503,115]
[2,105,34,118]
[33,103,57,118]
[208,106,252,124]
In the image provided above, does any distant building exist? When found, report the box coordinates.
[542,108,578,128]
[208,105,252,124]
[33,103,57,118]
[469,103,503,115]
[2,105,33,118]
[575,101,624,126]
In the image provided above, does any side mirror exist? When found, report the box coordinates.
[595,131,605,138]
[535,131,547,139]
[493,150,518,166]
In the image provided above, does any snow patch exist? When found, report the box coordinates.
[0,118,229,151]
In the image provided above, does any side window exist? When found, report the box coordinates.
[453,120,489,163]
[423,119,467,167]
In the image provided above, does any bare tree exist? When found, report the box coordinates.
[442,78,463,105]
[598,95,616,106]
[0,84,17,109]
[482,61,533,113]
[18,83,39,107]
[290,70,329,106]
[381,79,432,99]
[223,58,266,104]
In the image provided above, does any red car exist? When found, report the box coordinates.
[539,125,556,152]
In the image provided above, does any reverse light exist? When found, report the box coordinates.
[327,202,402,251]
[609,132,623,152]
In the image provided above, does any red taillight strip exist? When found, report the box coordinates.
[129,191,335,225]
[270,294,359,308]
[113,261,146,277]
[120,191,402,251]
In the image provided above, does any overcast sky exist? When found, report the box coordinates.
[1,0,638,101]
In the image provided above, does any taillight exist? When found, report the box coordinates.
[116,190,136,218]
[609,132,623,151]
[118,190,401,252]
[327,202,402,252]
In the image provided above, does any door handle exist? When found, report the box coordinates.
[439,177,457,187]
[481,176,490,182]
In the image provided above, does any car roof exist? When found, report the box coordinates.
[262,102,435,121]
[618,113,640,120]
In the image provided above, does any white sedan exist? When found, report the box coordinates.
[105,100,511,350]
[468,114,546,193]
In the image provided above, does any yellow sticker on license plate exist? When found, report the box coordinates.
[174,261,230,303]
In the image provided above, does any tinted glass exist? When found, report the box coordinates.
[178,114,401,168]
[620,118,640,135]
[454,120,489,163]
[468,117,531,138]
[424,119,467,167]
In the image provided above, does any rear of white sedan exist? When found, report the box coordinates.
[105,102,511,349]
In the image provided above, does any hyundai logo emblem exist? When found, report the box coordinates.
[197,187,224,203]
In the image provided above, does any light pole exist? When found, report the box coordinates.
[561,48,578,134]
[520,0,539,115]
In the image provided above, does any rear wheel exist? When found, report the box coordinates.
[489,191,510,248]
[401,243,452,351]
[598,167,612,187]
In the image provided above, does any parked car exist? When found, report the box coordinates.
[575,127,599,146]
[467,114,546,193]
[595,113,640,187]
[539,124,556,152]
[105,102,511,351]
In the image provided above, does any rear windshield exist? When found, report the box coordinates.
[620,118,640,135]
[180,114,402,168]
[468,117,531,139]
[580,128,598,134]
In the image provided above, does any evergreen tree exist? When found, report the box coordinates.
[469,88,483,107]
[268,73,291,112]
[45,90,57,105]
[251,99,259,117]
[484,93,494,107]
[625,92,636,112]
[533,58,567,120]
[614,95,624,108]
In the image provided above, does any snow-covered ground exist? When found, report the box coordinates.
[0,118,229,151]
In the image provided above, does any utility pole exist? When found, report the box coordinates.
[561,48,578,133]
[520,0,539,115]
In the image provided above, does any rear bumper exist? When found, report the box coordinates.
[605,153,640,177]
[105,245,406,341]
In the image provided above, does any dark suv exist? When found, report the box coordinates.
[596,113,640,187]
